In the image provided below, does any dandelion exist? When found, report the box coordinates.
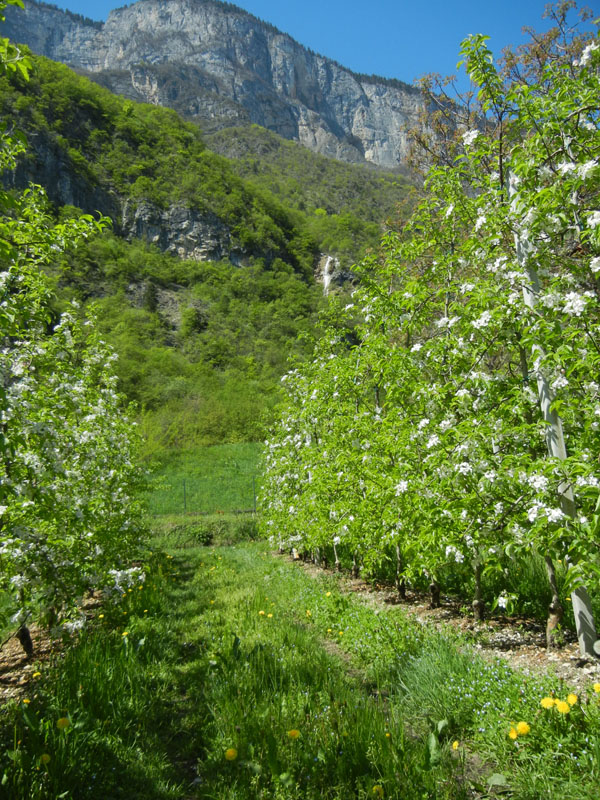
[593,683,600,693]
[258,610,265,616]
[516,721,530,736]
[338,630,344,636]
[56,717,70,730]
[98,614,104,619]
[372,786,384,798]
[122,631,128,637]
[555,700,571,714]
[224,747,237,761]
[452,740,459,750]
[267,613,273,618]
[540,697,555,709]
[385,732,391,739]
[32,672,41,679]
[22,699,30,704]
[306,610,311,617]
[326,591,332,597]
[567,693,578,706]
[288,729,300,739]
[509,727,518,740]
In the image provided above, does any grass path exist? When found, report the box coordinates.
[2,538,600,799]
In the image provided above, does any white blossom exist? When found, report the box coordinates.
[578,160,597,180]
[472,310,492,329]
[579,41,599,66]
[563,292,587,316]
[462,129,479,146]
[546,508,565,523]
[587,211,600,229]
[446,545,465,563]
[528,474,549,492]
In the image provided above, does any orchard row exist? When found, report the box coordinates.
[260,30,600,648]
[0,0,145,644]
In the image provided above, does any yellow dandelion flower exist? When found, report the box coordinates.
[567,693,578,706]
[22,699,30,705]
[259,610,265,616]
[327,628,332,633]
[288,729,300,739]
[508,727,518,740]
[338,630,344,636]
[143,610,148,613]
[540,697,555,709]
[40,754,51,765]
[452,740,459,750]
[326,591,332,597]
[210,600,215,605]
[516,721,530,736]
[385,732,391,739]
[372,786,384,798]
[56,717,70,730]
[267,613,273,618]
[306,610,311,617]
[594,683,600,693]
[122,631,128,637]
[224,748,237,761]
[555,700,570,714]
[98,614,104,619]
[32,672,41,679]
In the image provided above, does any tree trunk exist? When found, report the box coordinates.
[333,541,341,572]
[395,544,406,599]
[429,580,441,609]
[472,562,484,622]
[545,556,564,649]
[16,625,34,658]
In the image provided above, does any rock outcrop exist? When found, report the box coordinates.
[4,0,428,168]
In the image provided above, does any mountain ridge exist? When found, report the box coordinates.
[3,0,430,167]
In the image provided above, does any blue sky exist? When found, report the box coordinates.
[49,0,597,88]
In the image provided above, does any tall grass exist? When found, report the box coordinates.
[3,536,600,799]
[145,443,262,515]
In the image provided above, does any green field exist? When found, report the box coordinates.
[145,443,262,515]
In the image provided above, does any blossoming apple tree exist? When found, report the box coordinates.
[261,20,600,654]
[0,0,146,648]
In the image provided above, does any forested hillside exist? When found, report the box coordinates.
[0,53,412,453]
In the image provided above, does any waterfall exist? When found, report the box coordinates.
[323,255,335,296]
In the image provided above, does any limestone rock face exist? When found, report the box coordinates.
[120,199,241,262]
[4,0,427,168]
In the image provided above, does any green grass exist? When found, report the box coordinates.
[2,536,600,799]
[145,443,262,515]
[0,540,461,799]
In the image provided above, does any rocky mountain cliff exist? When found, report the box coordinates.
[3,0,428,168]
